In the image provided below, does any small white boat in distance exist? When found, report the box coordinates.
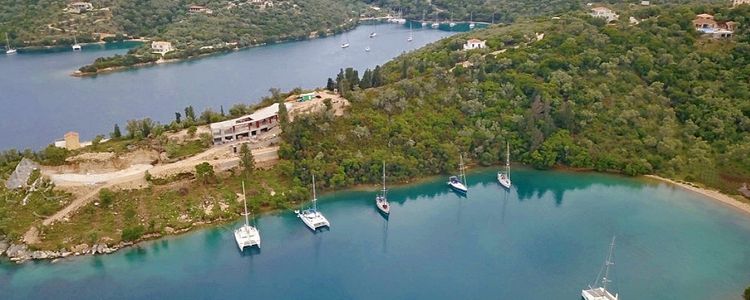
[295,174,330,231]
[376,161,390,214]
[448,154,468,193]
[407,23,413,42]
[341,43,349,48]
[5,33,16,55]
[72,36,81,51]
[582,237,619,300]
[369,32,377,38]
[365,46,370,52]
[498,142,511,189]
[234,182,261,250]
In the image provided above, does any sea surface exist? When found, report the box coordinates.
[0,24,454,150]
[2,168,750,299]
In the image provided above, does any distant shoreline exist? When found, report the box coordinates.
[644,175,750,216]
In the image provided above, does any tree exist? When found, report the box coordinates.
[99,188,115,207]
[278,100,288,126]
[195,162,216,184]
[239,143,255,179]
[175,112,182,124]
[112,124,122,139]
[326,78,336,91]
[220,105,225,116]
[744,286,750,300]
[42,145,69,165]
[184,106,196,122]
[187,125,198,138]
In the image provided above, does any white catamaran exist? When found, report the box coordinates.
[295,175,330,231]
[448,154,468,193]
[582,237,619,300]
[72,36,81,51]
[234,181,261,250]
[5,33,16,55]
[375,161,390,214]
[498,142,511,189]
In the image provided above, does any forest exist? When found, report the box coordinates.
[279,3,750,195]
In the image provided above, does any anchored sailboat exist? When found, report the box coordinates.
[375,161,390,214]
[407,23,413,42]
[234,181,261,250]
[448,154,468,193]
[5,33,16,55]
[295,175,330,231]
[582,237,619,300]
[72,36,81,51]
[431,12,439,29]
[498,142,511,189]
[469,12,476,29]
[340,33,350,48]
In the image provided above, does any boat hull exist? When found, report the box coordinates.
[448,182,468,193]
[376,197,390,214]
[498,173,511,189]
[234,225,261,250]
[296,209,330,231]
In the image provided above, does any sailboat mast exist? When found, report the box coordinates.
[312,174,317,211]
[460,154,467,185]
[603,236,616,290]
[506,142,510,179]
[242,181,249,226]
[382,161,386,193]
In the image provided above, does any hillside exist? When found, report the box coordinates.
[280,2,750,194]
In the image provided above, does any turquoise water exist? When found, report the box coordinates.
[2,168,750,299]
[0,24,454,150]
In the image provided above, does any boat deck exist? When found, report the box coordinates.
[582,287,617,300]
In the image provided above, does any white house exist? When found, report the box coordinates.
[463,38,486,50]
[151,41,174,55]
[210,102,292,145]
[590,7,619,23]
[68,2,93,13]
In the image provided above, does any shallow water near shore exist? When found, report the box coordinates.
[0,24,454,150]
[2,168,750,299]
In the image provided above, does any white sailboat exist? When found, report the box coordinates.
[469,12,476,29]
[421,11,427,27]
[295,174,330,231]
[72,36,81,51]
[449,13,456,28]
[498,142,511,189]
[448,154,468,193]
[582,237,619,300]
[369,32,377,38]
[340,33,349,48]
[375,161,390,214]
[431,12,439,29]
[5,33,16,55]
[234,181,261,250]
[407,23,413,42]
[365,46,370,52]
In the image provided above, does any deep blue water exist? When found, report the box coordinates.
[0,24,454,150]
[2,168,750,299]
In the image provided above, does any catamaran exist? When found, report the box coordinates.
[582,237,619,300]
[234,182,261,250]
[498,142,511,189]
[295,174,330,231]
[375,161,390,214]
[72,36,81,51]
[448,154,468,193]
[5,33,16,55]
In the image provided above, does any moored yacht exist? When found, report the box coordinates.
[369,32,377,38]
[295,175,330,231]
[498,142,511,189]
[407,23,413,42]
[72,36,81,51]
[582,237,619,300]
[448,154,468,193]
[375,161,390,214]
[234,182,261,250]
[5,33,16,55]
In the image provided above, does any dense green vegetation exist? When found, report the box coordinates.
[280,3,750,194]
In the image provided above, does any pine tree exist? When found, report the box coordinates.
[326,78,336,91]
[220,105,225,116]
[175,112,182,123]
[112,124,122,139]
[239,143,255,180]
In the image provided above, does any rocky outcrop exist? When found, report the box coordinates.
[0,239,9,256]
[6,244,31,262]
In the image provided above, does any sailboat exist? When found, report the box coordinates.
[5,33,16,55]
[407,23,413,42]
[234,181,261,250]
[448,154,468,193]
[340,33,349,48]
[375,161,390,214]
[431,12,439,29]
[582,237,619,300]
[498,142,511,189]
[421,11,428,27]
[365,46,370,52]
[469,12,476,29]
[369,32,377,38]
[295,174,330,231]
[449,13,456,28]
[72,36,81,51]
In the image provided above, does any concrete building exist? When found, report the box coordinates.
[463,38,487,50]
[151,41,174,55]
[188,5,212,14]
[590,7,619,23]
[210,102,292,145]
[63,131,81,150]
[693,14,738,38]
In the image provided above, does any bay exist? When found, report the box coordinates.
[0,24,454,150]
[2,168,750,299]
